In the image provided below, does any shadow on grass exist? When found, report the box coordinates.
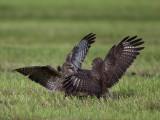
[147,102,160,111]
[113,88,135,99]
[127,72,160,78]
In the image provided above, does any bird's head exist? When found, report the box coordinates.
[62,62,75,74]
[91,57,103,70]
[65,63,74,70]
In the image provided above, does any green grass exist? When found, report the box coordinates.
[0,0,160,119]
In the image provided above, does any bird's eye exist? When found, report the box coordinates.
[68,64,74,68]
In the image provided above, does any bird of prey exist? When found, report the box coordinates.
[14,33,96,92]
[63,36,144,98]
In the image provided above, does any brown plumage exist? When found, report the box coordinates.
[63,36,144,98]
[14,33,96,92]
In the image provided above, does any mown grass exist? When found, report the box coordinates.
[0,0,160,119]
[0,0,160,21]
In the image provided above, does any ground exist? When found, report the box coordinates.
[0,0,160,119]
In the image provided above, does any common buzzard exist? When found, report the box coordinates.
[14,34,144,99]
[63,36,144,98]
[14,33,96,92]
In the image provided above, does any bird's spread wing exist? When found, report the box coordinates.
[63,70,101,97]
[71,33,96,71]
[102,36,144,88]
[14,65,64,91]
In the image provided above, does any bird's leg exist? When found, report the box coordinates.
[65,92,68,97]
[102,90,115,99]
[64,92,73,99]
[107,91,115,99]
[101,82,115,99]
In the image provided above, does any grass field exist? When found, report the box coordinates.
[0,0,160,119]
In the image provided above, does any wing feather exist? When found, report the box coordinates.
[71,33,96,71]
[63,70,101,97]
[102,36,144,88]
[14,66,64,91]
